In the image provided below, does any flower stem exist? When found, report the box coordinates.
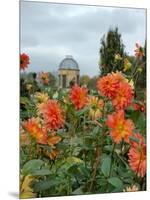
[108,143,116,178]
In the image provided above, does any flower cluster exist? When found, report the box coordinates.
[97,72,133,110]
[22,97,64,160]
[20,44,146,197]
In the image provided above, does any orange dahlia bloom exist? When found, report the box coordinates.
[134,43,145,58]
[23,118,48,144]
[97,74,118,98]
[39,100,65,130]
[96,72,125,98]
[20,53,30,70]
[128,133,146,177]
[70,84,88,110]
[112,82,133,110]
[38,72,49,85]
[88,96,104,120]
[106,110,134,144]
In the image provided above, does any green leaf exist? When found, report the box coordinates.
[92,126,100,135]
[22,159,44,175]
[20,97,29,105]
[31,169,51,176]
[129,136,139,143]
[33,179,63,192]
[66,156,84,165]
[101,157,111,177]
[53,91,58,99]
[72,187,84,195]
[108,177,123,189]
[76,106,89,117]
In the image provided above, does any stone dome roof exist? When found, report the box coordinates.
[59,55,79,70]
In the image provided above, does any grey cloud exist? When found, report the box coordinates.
[21,1,146,76]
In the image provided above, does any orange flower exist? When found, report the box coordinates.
[70,84,88,110]
[38,72,49,85]
[88,96,104,120]
[47,135,61,147]
[97,72,125,98]
[134,43,145,58]
[112,82,133,110]
[20,53,30,70]
[128,133,146,177]
[49,149,59,160]
[106,110,134,144]
[97,74,118,98]
[23,118,48,144]
[39,100,65,130]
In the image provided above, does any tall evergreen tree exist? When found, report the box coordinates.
[99,27,126,76]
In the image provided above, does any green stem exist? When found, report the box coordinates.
[108,143,116,178]
[83,113,86,167]
[89,127,105,192]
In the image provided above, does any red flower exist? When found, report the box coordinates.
[106,110,134,144]
[128,133,146,177]
[70,84,88,110]
[112,82,133,110]
[134,43,145,58]
[20,53,30,70]
[39,100,65,130]
[23,118,47,144]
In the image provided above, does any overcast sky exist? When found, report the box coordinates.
[20,1,146,77]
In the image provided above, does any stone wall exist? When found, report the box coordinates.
[58,69,80,88]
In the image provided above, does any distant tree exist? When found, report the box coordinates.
[99,27,126,75]
[136,41,146,89]
[80,75,90,86]
[88,76,98,90]
[48,72,56,87]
